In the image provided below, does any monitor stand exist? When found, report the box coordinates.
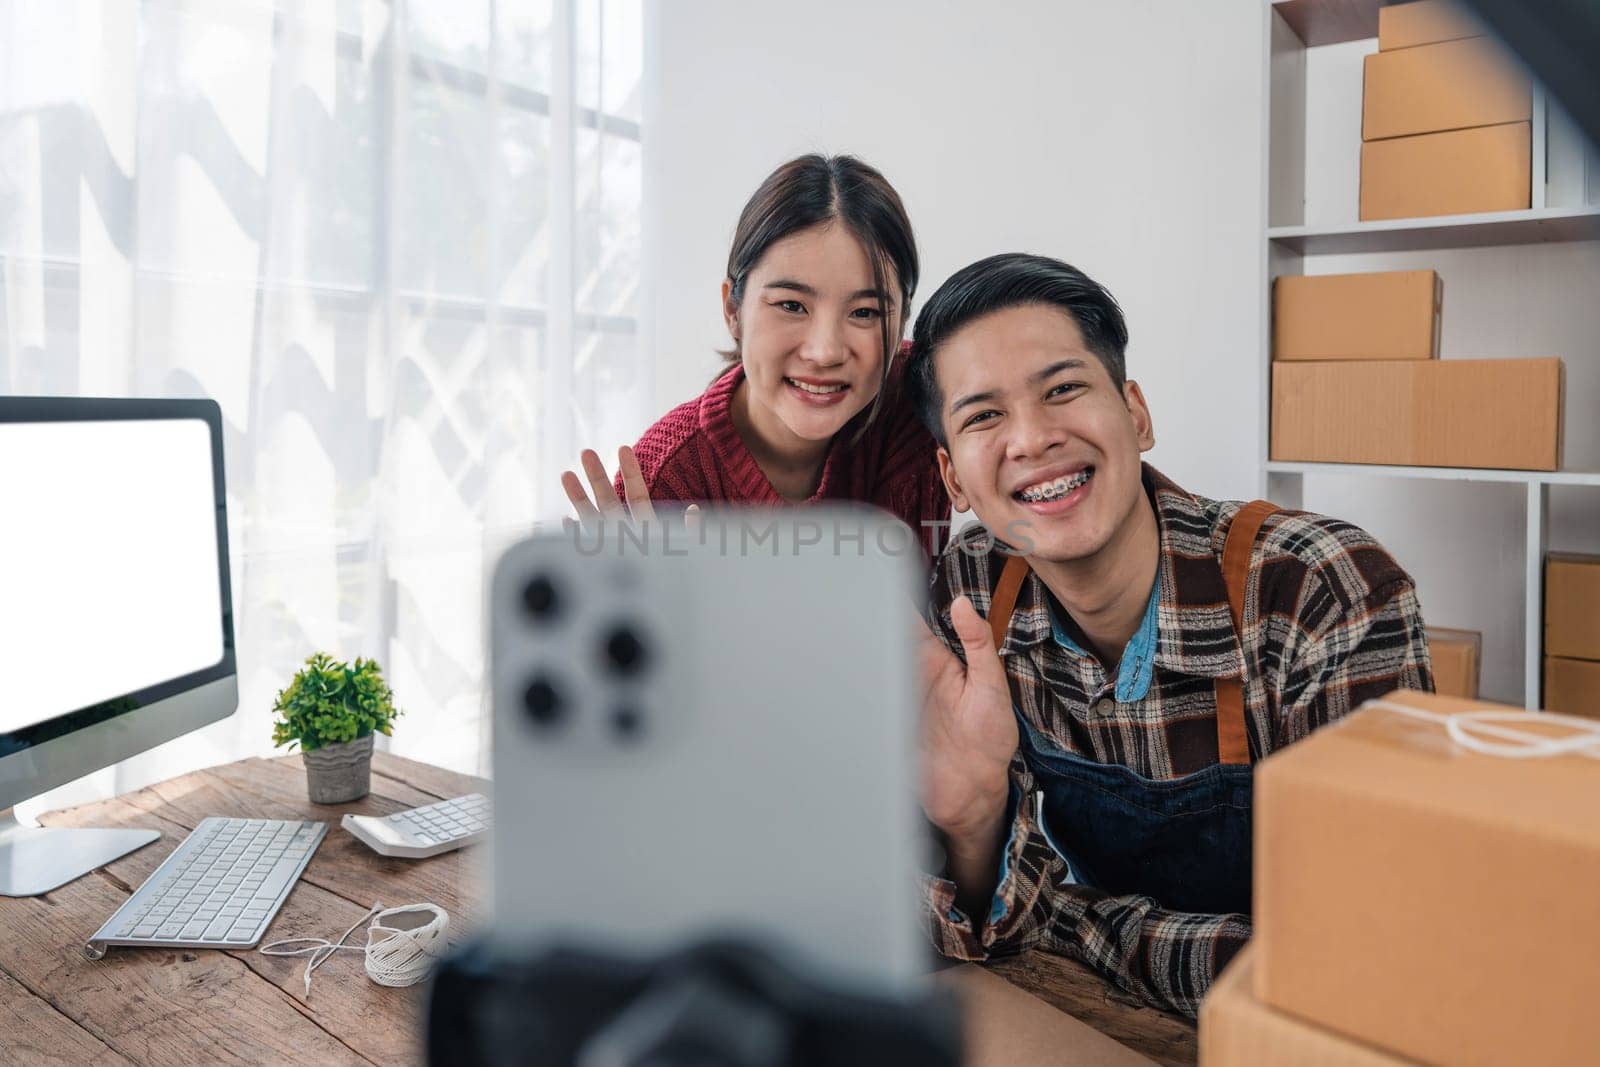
[0,807,159,897]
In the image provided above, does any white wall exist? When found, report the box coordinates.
[642,0,1269,501]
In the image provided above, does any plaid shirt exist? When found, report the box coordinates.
[923,465,1433,1018]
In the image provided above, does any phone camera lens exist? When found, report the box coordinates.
[522,575,559,621]
[523,676,564,727]
[611,706,644,741]
[603,625,648,676]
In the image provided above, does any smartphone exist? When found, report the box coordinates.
[486,507,927,994]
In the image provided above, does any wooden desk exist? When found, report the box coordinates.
[0,753,1197,1066]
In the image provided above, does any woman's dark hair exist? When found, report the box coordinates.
[722,154,919,434]
[907,253,1129,447]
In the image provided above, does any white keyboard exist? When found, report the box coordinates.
[341,793,488,859]
[85,818,326,959]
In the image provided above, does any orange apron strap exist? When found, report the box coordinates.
[989,553,1031,654]
[1215,500,1279,765]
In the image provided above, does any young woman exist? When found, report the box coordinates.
[562,154,949,557]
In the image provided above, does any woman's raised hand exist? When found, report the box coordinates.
[561,446,655,529]
[560,446,699,531]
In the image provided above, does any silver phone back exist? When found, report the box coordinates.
[488,508,926,992]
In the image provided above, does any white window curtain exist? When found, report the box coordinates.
[0,0,649,803]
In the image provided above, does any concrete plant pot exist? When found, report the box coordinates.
[302,733,374,804]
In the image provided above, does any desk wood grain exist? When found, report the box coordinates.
[0,753,1196,1065]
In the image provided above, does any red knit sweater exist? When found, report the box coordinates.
[621,351,951,556]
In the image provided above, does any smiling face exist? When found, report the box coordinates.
[724,221,899,450]
[932,303,1156,563]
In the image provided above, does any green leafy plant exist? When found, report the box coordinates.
[271,653,401,752]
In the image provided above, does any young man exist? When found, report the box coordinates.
[906,253,1433,1018]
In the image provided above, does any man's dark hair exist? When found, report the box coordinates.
[907,253,1129,446]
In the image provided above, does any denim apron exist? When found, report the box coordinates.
[988,500,1278,916]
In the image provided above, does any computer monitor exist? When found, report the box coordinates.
[0,397,238,896]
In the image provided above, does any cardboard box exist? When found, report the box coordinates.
[1270,357,1563,470]
[1255,690,1600,1067]
[1360,121,1530,220]
[1199,947,1416,1066]
[1545,553,1600,660]
[1378,0,1484,51]
[1273,270,1440,362]
[1363,37,1531,142]
[1425,627,1481,698]
[938,965,1155,1066]
[1544,656,1600,720]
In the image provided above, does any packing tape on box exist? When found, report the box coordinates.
[1364,698,1600,760]
[260,901,450,996]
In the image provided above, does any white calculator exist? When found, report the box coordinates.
[341,794,489,859]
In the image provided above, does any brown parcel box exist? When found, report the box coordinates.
[1255,690,1600,1067]
[1199,946,1415,1066]
[938,965,1155,1067]
[1378,0,1484,51]
[1363,37,1530,142]
[1360,121,1530,220]
[1544,657,1600,720]
[1545,552,1600,660]
[1270,357,1563,470]
[1273,270,1440,362]
[1425,627,1481,698]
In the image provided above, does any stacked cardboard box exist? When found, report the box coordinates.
[1360,1,1531,220]
[1269,266,1564,469]
[1273,270,1440,362]
[1544,553,1600,718]
[1201,689,1600,1065]
[1376,0,1482,50]
[1200,948,1413,1066]
[1425,626,1480,698]
[1270,353,1563,470]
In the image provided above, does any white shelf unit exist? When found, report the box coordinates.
[1268,204,1600,254]
[1260,1,1600,709]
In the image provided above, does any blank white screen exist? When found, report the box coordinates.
[0,418,224,732]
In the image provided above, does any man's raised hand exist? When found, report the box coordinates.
[915,595,1019,839]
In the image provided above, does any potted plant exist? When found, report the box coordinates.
[271,653,401,804]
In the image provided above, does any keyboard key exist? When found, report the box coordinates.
[203,916,234,940]
[256,855,304,898]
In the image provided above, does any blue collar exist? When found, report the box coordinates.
[1049,573,1161,702]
